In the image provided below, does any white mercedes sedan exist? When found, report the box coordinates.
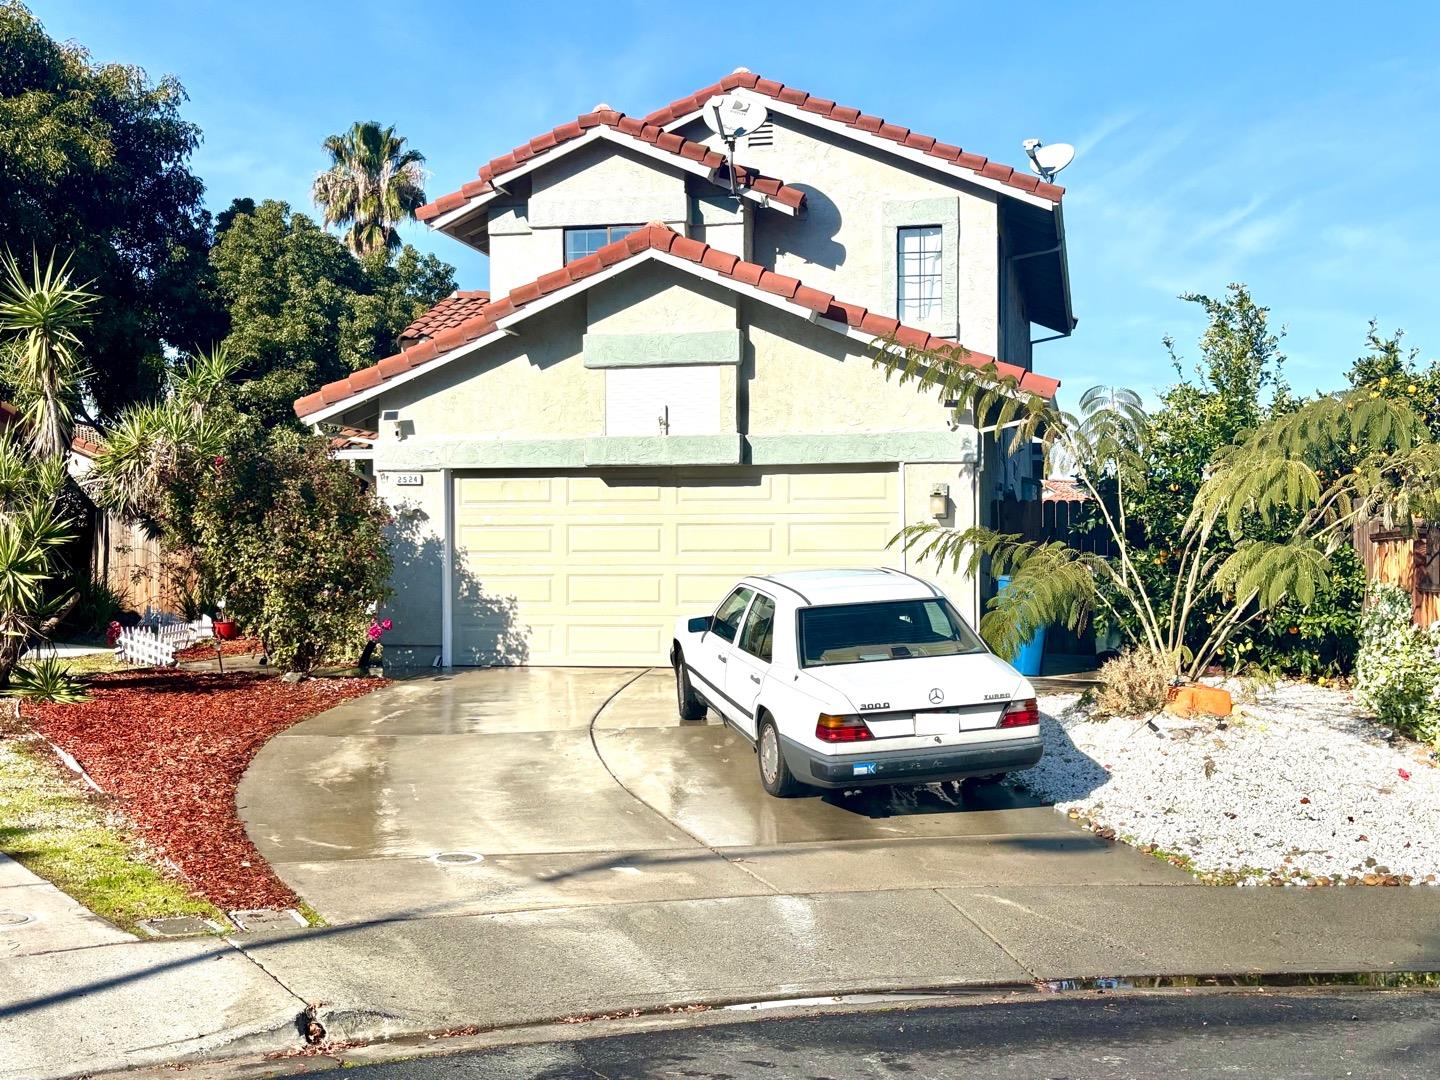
[671,568,1042,797]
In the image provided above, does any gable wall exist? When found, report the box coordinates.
[679,113,1002,357]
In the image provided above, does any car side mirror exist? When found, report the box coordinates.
[688,616,712,634]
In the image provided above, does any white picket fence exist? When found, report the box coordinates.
[114,615,215,668]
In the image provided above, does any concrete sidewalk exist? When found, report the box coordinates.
[4,882,1440,1079]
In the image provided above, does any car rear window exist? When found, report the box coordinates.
[799,598,986,667]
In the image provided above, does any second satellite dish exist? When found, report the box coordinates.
[1021,139,1075,182]
[702,95,769,140]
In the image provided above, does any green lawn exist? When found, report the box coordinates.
[50,650,128,677]
[0,732,227,934]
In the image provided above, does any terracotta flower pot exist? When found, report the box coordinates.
[214,619,240,641]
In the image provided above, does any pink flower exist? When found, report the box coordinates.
[381,618,393,631]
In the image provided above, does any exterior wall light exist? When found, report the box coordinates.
[929,483,950,519]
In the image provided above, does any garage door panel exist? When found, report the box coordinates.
[451,466,898,666]
[457,476,553,505]
[568,573,664,604]
[568,523,664,554]
[788,519,897,553]
[460,524,555,554]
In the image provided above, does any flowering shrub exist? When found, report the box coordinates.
[1354,584,1440,743]
[366,617,393,643]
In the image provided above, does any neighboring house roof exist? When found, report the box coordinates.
[1042,478,1089,502]
[644,70,1065,205]
[328,426,377,453]
[295,224,1060,422]
[0,402,104,457]
[416,110,807,228]
[400,290,490,344]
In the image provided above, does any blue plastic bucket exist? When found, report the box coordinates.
[994,575,1046,677]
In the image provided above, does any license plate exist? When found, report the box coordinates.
[914,712,959,735]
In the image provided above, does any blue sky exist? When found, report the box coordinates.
[35,0,1440,405]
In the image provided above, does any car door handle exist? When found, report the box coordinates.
[749,674,761,684]
[717,655,727,664]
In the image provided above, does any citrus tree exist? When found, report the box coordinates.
[874,336,1440,682]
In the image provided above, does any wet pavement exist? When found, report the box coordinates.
[240,668,1184,923]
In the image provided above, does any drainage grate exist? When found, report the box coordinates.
[429,851,486,866]
[139,915,225,937]
[228,908,308,932]
[0,911,34,928]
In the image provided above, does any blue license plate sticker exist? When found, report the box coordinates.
[852,762,878,776]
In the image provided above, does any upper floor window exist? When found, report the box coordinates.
[563,225,640,264]
[896,225,943,322]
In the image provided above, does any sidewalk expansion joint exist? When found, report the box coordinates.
[933,888,1037,980]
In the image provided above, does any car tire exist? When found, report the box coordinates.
[757,717,805,798]
[673,651,706,722]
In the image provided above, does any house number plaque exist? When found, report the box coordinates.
[393,473,424,487]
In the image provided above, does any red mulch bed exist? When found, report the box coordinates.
[27,669,382,910]
[173,636,263,662]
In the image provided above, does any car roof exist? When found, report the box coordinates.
[745,568,940,606]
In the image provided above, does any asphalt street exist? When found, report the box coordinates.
[320,990,1440,1079]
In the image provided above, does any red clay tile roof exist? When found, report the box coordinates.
[416,112,806,224]
[294,225,1059,420]
[400,290,490,344]
[1042,477,1090,502]
[328,426,378,452]
[643,71,1065,204]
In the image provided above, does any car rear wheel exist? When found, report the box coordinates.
[673,651,706,722]
[757,718,805,797]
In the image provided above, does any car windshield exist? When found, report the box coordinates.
[799,598,987,667]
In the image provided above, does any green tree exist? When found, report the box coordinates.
[0,1,222,416]
[191,429,392,673]
[311,121,427,258]
[1346,323,1440,438]
[208,199,454,426]
[875,325,1440,684]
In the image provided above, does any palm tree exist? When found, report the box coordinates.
[311,122,427,258]
[0,250,95,460]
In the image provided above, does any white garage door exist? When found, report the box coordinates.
[451,466,901,666]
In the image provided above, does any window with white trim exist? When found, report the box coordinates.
[896,225,943,322]
[563,225,640,263]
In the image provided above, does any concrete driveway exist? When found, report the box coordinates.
[240,668,1182,924]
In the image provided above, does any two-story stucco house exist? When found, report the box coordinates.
[294,70,1072,668]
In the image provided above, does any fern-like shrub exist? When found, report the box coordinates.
[1093,648,1176,718]
[1355,584,1440,744]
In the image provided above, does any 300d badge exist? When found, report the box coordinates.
[859,702,890,711]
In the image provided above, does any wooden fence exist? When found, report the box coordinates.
[1353,519,1440,627]
[991,496,1116,557]
[91,509,175,614]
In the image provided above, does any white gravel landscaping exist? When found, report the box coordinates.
[1013,682,1440,886]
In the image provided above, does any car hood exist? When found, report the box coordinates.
[803,652,1031,713]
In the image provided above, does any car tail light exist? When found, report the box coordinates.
[999,698,1040,727]
[816,713,873,742]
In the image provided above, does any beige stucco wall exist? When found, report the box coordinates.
[375,469,447,666]
[587,262,737,334]
[379,296,600,441]
[529,139,688,229]
[741,298,955,435]
[683,113,1003,356]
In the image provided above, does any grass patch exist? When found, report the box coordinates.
[52,651,128,677]
[0,733,226,934]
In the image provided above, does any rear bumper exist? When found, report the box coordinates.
[781,733,1043,789]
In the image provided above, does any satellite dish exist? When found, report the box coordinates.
[1021,139,1075,182]
[702,95,769,140]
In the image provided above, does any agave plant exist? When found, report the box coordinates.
[873,335,1440,681]
[5,655,90,704]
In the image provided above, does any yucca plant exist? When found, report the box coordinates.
[873,336,1440,682]
[0,433,77,686]
[5,655,90,704]
[0,250,96,461]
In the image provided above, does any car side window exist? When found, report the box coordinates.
[737,595,776,663]
[711,587,754,644]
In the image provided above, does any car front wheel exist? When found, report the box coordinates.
[757,718,805,797]
[673,651,706,722]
